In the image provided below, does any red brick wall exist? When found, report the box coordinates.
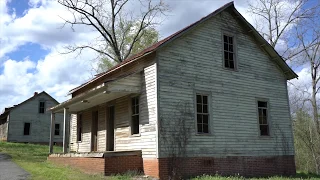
[49,155,296,179]
[48,154,143,176]
[143,159,159,178]
[149,155,296,179]
[48,157,105,174]
[105,155,143,175]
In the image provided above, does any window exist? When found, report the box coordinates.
[196,94,209,134]
[131,96,139,135]
[39,101,45,114]
[258,101,269,136]
[54,124,60,136]
[223,35,235,69]
[24,123,30,135]
[77,114,82,141]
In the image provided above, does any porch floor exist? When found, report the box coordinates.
[48,150,142,158]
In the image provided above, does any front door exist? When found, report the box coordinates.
[107,106,115,151]
[91,111,98,152]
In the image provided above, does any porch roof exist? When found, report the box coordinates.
[50,73,141,113]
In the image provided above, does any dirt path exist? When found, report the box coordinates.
[0,153,30,180]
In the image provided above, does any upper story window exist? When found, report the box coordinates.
[258,101,269,136]
[196,94,209,134]
[39,101,45,114]
[131,96,140,135]
[223,34,236,69]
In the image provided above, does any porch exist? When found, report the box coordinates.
[48,73,142,154]
[48,151,143,175]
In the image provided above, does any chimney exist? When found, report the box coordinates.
[34,92,38,96]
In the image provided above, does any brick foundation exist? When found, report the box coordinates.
[142,155,296,179]
[105,155,143,175]
[48,152,143,175]
[48,157,105,174]
[49,155,296,179]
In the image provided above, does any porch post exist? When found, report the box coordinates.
[49,112,55,153]
[63,108,69,153]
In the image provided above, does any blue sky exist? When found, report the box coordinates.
[7,0,29,17]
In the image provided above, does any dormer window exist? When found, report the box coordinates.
[223,34,236,69]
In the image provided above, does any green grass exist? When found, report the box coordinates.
[1,142,320,180]
[0,142,137,180]
[192,172,320,180]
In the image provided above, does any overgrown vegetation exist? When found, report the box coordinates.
[0,142,138,180]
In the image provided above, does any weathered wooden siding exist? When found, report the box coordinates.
[7,93,63,143]
[114,63,158,158]
[157,10,294,157]
[0,116,9,141]
[69,63,158,158]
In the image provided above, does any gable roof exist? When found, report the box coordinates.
[69,1,297,95]
[0,91,59,119]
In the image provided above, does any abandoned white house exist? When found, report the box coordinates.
[48,2,297,179]
[0,91,63,145]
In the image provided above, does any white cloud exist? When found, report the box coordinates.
[0,0,98,58]
[0,46,96,110]
[0,0,306,112]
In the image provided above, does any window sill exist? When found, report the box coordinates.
[195,133,212,136]
[223,67,238,72]
[130,134,141,137]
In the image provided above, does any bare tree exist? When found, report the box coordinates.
[294,25,320,133]
[247,0,319,59]
[58,0,168,65]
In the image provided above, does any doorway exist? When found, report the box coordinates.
[91,111,98,152]
[107,106,115,151]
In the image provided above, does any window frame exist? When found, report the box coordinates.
[256,98,271,137]
[54,123,60,136]
[222,32,238,71]
[130,96,140,136]
[23,122,31,136]
[39,101,45,114]
[194,92,212,135]
[77,113,83,142]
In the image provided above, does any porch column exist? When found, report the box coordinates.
[49,112,55,153]
[63,108,69,153]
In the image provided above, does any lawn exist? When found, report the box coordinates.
[0,142,137,180]
[1,142,320,180]
[192,173,320,180]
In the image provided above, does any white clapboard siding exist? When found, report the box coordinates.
[114,63,158,158]
[6,93,64,144]
[69,114,77,151]
[0,117,9,141]
[157,10,294,157]
[68,63,158,158]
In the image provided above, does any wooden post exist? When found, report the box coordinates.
[49,112,55,153]
[63,108,69,153]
